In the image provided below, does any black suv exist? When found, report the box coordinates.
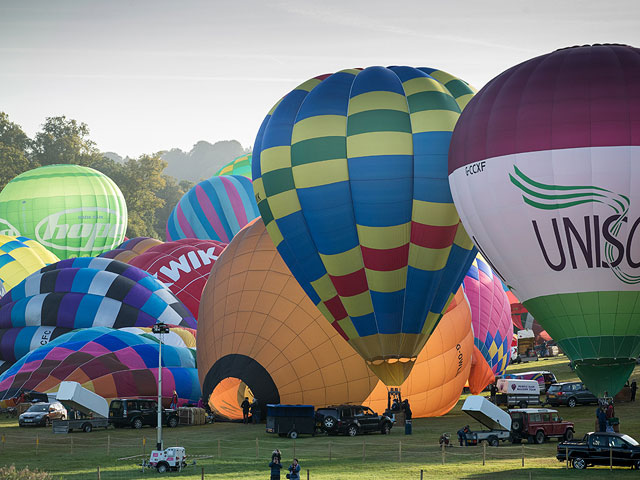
[108,399,178,429]
[316,405,392,437]
[546,382,598,408]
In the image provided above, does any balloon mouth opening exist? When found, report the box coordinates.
[367,357,417,366]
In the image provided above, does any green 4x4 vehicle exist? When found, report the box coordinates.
[108,399,178,429]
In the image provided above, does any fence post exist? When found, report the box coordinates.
[142,436,146,458]
[293,438,296,459]
[306,469,310,480]
[482,442,486,466]
[256,437,259,459]
[107,434,110,455]
[328,441,332,462]
[362,439,365,462]
[70,436,74,454]
[36,434,39,456]
[420,470,424,480]
[201,466,204,480]
[565,446,569,469]
[97,466,101,480]
[521,444,524,467]
[610,446,613,470]
[441,443,445,465]
[218,438,221,458]
[398,440,402,462]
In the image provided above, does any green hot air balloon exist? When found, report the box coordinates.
[0,165,127,259]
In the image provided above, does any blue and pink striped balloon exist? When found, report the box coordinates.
[166,175,259,243]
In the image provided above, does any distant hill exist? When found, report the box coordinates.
[161,140,248,182]
[103,151,124,163]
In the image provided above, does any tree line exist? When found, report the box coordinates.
[0,112,194,240]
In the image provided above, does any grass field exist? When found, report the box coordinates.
[2,355,640,479]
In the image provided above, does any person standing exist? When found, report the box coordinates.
[241,397,250,424]
[287,459,301,480]
[490,383,498,404]
[169,390,178,410]
[403,399,412,435]
[631,380,637,402]
[606,401,616,433]
[268,456,282,480]
[251,398,260,424]
[596,405,607,433]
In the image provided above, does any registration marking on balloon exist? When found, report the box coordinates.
[449,145,640,300]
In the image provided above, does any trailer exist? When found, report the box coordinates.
[495,379,541,408]
[461,396,512,446]
[52,381,109,433]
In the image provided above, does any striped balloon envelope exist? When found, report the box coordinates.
[0,235,59,293]
[462,254,512,393]
[214,153,252,179]
[100,237,163,263]
[253,66,477,385]
[166,175,259,243]
[0,327,200,407]
[0,257,196,365]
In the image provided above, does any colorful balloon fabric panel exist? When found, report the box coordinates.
[214,153,253,179]
[0,257,196,365]
[0,326,72,364]
[448,44,640,396]
[166,175,259,243]
[128,239,227,319]
[0,165,127,260]
[0,235,59,293]
[463,254,512,377]
[252,66,477,385]
[100,237,163,263]
[0,327,200,406]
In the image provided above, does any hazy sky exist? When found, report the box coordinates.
[1,0,639,157]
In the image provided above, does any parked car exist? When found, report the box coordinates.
[546,382,598,408]
[315,404,392,437]
[18,402,66,427]
[266,404,316,439]
[509,408,574,444]
[108,399,178,429]
[557,432,640,469]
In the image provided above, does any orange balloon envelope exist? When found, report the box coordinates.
[196,218,379,414]
[362,288,473,418]
[467,345,496,395]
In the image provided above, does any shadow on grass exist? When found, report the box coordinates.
[462,466,637,479]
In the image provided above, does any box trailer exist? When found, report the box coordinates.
[495,379,541,408]
[461,396,511,446]
[52,381,109,433]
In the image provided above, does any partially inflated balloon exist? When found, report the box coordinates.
[0,165,127,259]
[463,254,512,377]
[166,175,259,243]
[0,327,200,407]
[0,235,59,292]
[214,153,252,179]
[363,288,473,418]
[128,239,227,318]
[449,44,640,396]
[100,237,162,263]
[253,67,477,385]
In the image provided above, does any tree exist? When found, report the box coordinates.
[0,112,31,153]
[31,116,102,166]
[0,112,37,191]
[154,176,193,239]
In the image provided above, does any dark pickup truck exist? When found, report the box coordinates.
[557,432,640,470]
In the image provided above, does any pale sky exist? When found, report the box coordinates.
[1,0,639,157]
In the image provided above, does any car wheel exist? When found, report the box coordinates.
[167,416,178,428]
[572,457,587,470]
[157,462,169,473]
[564,429,574,441]
[381,423,391,435]
[132,418,143,429]
[82,423,92,433]
[289,430,298,439]
[347,425,358,437]
[511,420,521,431]
[567,397,577,408]
[323,416,337,430]
[518,401,527,408]
[634,460,640,470]
[535,430,545,444]
[488,436,499,447]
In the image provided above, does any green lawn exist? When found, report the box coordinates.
[2,355,639,479]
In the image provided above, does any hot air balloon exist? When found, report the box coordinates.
[0,165,127,259]
[252,66,477,385]
[0,257,196,364]
[166,175,259,243]
[0,327,200,407]
[448,44,640,396]
[128,239,227,318]
[362,287,473,418]
[100,237,162,263]
[197,218,379,417]
[0,235,59,292]
[463,254,512,388]
[214,153,253,179]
